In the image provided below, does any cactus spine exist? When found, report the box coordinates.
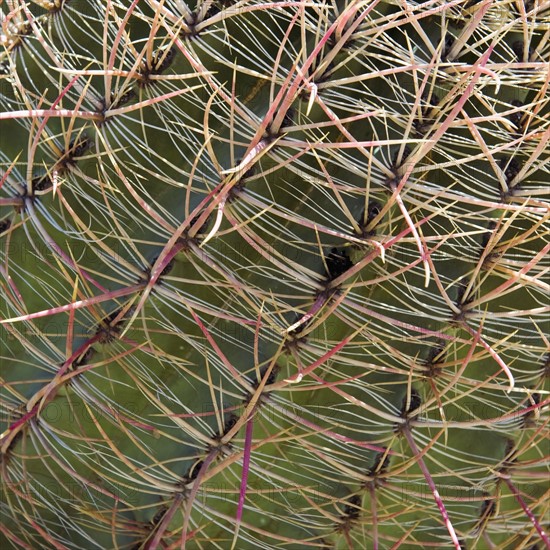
[1,1,549,549]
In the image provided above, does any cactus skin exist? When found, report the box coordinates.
[0,1,549,549]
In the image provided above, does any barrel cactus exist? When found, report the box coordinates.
[1,0,548,548]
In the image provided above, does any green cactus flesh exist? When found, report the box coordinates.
[0,1,549,549]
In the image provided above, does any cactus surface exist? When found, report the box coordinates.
[1,1,549,549]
